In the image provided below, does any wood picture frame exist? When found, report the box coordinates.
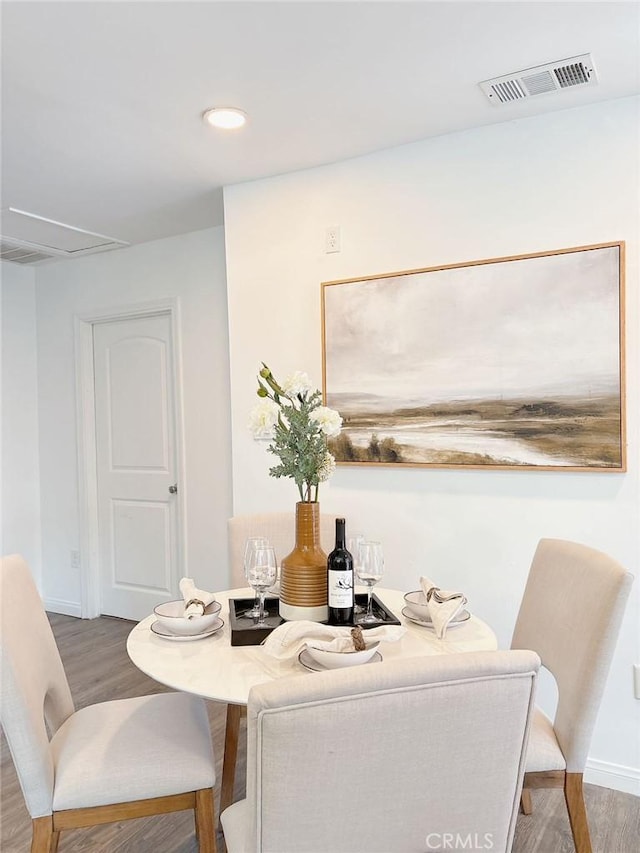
[321,242,625,471]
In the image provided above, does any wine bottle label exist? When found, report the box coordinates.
[328,570,353,608]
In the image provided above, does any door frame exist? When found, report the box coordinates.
[74,298,186,618]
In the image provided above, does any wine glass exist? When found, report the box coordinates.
[356,541,384,624]
[347,533,365,614]
[243,537,270,618]
[245,546,278,625]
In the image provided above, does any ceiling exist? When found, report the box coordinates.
[2,1,639,258]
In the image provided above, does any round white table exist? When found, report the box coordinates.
[127,587,497,815]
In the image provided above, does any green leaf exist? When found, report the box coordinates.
[256,361,339,501]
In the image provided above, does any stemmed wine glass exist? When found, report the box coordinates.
[243,537,270,618]
[347,534,365,615]
[245,546,278,625]
[356,541,384,624]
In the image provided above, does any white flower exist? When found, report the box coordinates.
[249,398,280,440]
[317,452,336,482]
[309,406,342,437]
[254,363,343,501]
[281,370,314,398]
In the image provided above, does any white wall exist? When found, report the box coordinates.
[224,97,640,791]
[34,227,232,613]
[1,261,42,587]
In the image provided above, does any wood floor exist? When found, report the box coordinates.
[2,614,638,853]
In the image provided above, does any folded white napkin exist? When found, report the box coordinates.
[179,577,216,619]
[262,620,406,660]
[419,576,468,640]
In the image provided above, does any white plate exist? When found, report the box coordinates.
[150,617,224,641]
[401,606,470,628]
[298,647,382,672]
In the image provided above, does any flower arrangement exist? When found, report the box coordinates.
[249,364,342,502]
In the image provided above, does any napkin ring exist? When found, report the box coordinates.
[427,587,463,604]
[185,598,206,611]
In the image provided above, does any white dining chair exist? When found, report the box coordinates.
[511,538,634,853]
[0,554,218,853]
[221,648,540,853]
[227,511,335,588]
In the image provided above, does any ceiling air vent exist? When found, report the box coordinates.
[480,54,597,105]
[0,207,129,264]
[1,239,55,264]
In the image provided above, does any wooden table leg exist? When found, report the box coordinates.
[220,703,243,821]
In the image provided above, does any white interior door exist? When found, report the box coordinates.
[93,313,180,620]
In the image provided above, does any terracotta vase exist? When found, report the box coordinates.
[279,502,328,622]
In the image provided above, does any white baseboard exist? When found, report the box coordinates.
[44,598,82,618]
[585,758,640,796]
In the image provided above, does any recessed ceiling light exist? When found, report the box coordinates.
[203,107,247,130]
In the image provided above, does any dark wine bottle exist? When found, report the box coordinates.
[327,518,354,625]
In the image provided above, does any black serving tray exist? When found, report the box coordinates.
[353,593,402,629]
[229,592,400,646]
[229,597,284,646]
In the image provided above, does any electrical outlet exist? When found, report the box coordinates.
[70,549,81,569]
[325,225,341,254]
[634,664,640,700]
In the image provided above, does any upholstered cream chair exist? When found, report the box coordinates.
[511,538,633,853]
[227,511,335,588]
[0,554,218,853]
[221,649,540,853]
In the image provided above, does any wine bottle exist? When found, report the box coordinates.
[327,518,354,625]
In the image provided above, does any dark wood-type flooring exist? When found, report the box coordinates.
[1,614,638,852]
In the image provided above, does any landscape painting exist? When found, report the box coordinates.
[322,243,625,471]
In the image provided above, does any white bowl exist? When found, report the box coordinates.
[153,599,222,636]
[403,590,470,625]
[403,590,431,621]
[305,641,380,669]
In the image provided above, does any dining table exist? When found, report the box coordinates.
[126,586,497,816]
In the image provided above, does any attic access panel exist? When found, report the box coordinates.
[0,208,128,257]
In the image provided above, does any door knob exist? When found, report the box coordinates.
[169,484,178,494]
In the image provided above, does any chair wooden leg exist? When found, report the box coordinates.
[195,788,217,853]
[220,704,243,819]
[564,772,592,853]
[31,816,57,853]
[520,788,533,815]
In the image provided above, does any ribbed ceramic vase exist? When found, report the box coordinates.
[279,501,328,622]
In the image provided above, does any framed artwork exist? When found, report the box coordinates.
[322,242,625,471]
